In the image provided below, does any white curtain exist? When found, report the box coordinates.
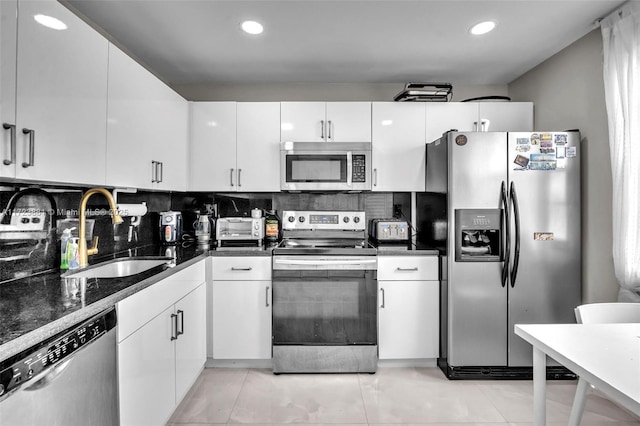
[601,1,640,302]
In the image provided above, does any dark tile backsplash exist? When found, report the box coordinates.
[0,184,416,283]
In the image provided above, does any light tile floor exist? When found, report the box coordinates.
[168,367,640,425]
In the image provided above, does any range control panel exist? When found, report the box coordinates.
[0,308,116,401]
[282,210,365,231]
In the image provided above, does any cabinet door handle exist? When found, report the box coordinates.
[473,121,478,132]
[265,286,270,307]
[320,120,325,139]
[21,128,35,168]
[237,168,242,187]
[373,168,378,187]
[230,168,234,187]
[396,267,419,271]
[177,309,184,336]
[481,119,490,132]
[380,288,385,308]
[327,120,332,140]
[158,161,164,183]
[3,123,16,166]
[231,266,252,271]
[151,160,158,183]
[170,313,178,341]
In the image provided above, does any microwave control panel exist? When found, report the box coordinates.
[352,155,366,183]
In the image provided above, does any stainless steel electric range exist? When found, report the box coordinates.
[271,210,378,374]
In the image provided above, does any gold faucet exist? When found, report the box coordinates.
[78,188,124,268]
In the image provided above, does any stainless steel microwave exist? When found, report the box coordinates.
[280,141,372,191]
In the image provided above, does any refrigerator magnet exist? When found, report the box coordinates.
[516,138,531,152]
[540,133,553,148]
[530,133,540,145]
[529,161,557,170]
[534,232,554,241]
[556,146,566,159]
[566,146,577,158]
[514,154,530,168]
[531,153,556,161]
[555,134,568,145]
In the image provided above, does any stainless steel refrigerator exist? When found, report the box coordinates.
[424,131,581,379]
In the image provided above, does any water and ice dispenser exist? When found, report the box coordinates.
[454,209,502,262]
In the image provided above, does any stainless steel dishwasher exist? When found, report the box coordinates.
[0,307,118,425]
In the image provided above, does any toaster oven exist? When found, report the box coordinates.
[216,217,265,246]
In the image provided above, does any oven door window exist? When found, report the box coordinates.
[272,270,377,345]
[285,155,347,183]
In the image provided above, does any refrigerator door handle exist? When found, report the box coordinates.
[501,181,510,288]
[510,181,521,287]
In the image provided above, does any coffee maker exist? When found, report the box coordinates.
[159,211,183,244]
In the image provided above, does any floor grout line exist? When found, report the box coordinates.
[226,368,251,424]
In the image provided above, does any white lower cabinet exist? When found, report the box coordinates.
[211,256,272,359]
[117,261,206,426]
[378,255,439,360]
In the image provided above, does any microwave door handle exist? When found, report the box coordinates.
[346,151,352,187]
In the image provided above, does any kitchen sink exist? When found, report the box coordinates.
[62,256,173,279]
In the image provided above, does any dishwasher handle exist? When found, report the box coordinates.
[23,359,73,392]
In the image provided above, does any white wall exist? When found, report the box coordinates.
[172,82,508,102]
[509,29,617,303]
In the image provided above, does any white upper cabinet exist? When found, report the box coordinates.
[189,102,237,192]
[0,0,17,179]
[6,0,108,184]
[477,101,533,132]
[281,102,371,142]
[425,102,477,143]
[236,102,281,192]
[190,102,281,192]
[106,44,188,191]
[372,102,426,192]
[426,102,534,144]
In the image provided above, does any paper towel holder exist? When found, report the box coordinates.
[112,188,148,218]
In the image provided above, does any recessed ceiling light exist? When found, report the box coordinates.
[34,14,67,30]
[241,20,263,35]
[469,20,496,36]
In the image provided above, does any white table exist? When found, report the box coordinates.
[515,323,640,426]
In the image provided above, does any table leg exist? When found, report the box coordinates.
[533,346,546,426]
[568,377,589,426]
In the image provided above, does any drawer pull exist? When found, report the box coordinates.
[22,128,35,168]
[3,123,16,166]
[396,267,419,271]
[170,313,178,341]
[380,288,385,308]
[177,310,184,336]
[231,267,252,271]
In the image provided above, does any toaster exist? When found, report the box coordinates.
[369,218,410,242]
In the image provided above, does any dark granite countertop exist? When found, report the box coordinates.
[0,244,209,362]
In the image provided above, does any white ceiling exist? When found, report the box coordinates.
[63,0,625,87]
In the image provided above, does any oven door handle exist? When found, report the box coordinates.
[273,258,377,266]
[346,151,353,187]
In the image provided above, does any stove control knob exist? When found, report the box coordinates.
[353,216,360,223]
[343,217,350,223]
[299,216,305,223]
[288,216,295,223]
